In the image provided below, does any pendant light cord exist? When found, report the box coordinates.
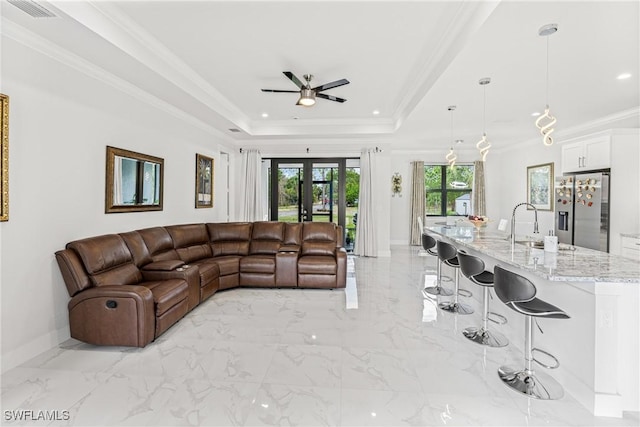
[546,35,550,107]
[483,84,487,134]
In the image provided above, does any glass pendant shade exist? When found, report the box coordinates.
[476,133,491,161]
[535,105,556,146]
[446,147,457,170]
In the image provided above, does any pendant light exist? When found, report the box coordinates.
[476,77,491,161]
[535,23,558,146]
[445,106,457,170]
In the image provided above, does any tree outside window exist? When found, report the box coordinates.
[425,165,474,216]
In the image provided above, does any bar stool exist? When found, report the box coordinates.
[437,241,473,315]
[422,234,453,297]
[457,251,508,347]
[493,266,570,400]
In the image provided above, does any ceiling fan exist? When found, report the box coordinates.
[261,71,349,106]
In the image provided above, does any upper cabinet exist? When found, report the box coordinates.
[561,135,611,173]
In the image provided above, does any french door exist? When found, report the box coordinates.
[268,159,346,228]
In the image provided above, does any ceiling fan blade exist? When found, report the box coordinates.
[317,93,347,103]
[283,71,304,89]
[313,79,349,92]
[261,89,300,93]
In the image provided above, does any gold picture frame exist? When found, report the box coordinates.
[195,153,214,208]
[105,146,164,213]
[1,94,8,222]
[527,162,554,211]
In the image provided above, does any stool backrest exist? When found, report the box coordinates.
[494,266,537,305]
[421,234,436,251]
[436,240,457,262]
[457,251,485,279]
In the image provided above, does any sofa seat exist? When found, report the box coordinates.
[142,278,189,336]
[240,255,276,274]
[141,279,189,315]
[208,255,239,276]
[298,256,338,275]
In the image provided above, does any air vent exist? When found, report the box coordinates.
[228,128,241,133]
[7,0,57,18]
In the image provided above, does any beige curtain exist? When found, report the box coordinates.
[354,148,378,257]
[409,161,425,245]
[473,160,486,216]
[240,149,265,221]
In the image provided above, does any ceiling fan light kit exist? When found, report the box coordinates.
[535,23,558,146]
[262,71,349,106]
[297,88,316,107]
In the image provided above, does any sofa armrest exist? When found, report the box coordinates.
[142,260,184,271]
[336,247,347,289]
[276,251,298,287]
[67,285,155,347]
[141,265,201,311]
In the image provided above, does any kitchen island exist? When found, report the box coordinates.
[426,225,640,417]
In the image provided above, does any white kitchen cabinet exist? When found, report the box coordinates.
[621,235,640,262]
[561,136,610,172]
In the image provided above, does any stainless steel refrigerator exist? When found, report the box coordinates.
[554,170,610,252]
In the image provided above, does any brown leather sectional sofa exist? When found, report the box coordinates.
[55,221,346,347]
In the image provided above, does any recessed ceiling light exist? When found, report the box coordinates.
[372,110,380,115]
[532,112,541,117]
[261,113,269,118]
[617,73,632,80]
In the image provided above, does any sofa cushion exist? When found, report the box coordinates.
[120,231,153,267]
[141,279,188,315]
[298,255,337,275]
[301,223,338,257]
[166,224,213,263]
[249,222,284,255]
[208,223,252,256]
[68,234,133,275]
[91,263,142,287]
[208,255,241,276]
[284,223,303,246]
[137,227,179,262]
[188,260,220,287]
[240,255,276,274]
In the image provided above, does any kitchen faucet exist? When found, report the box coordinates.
[511,202,539,248]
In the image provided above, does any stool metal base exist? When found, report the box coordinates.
[462,327,508,348]
[438,301,474,315]
[497,365,564,400]
[424,285,454,297]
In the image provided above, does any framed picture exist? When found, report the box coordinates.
[1,94,8,222]
[195,153,214,208]
[527,162,554,211]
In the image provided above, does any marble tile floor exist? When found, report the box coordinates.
[1,245,638,426]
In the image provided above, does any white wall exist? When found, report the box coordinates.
[0,36,234,372]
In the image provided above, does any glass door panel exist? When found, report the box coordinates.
[269,158,357,247]
[274,164,303,222]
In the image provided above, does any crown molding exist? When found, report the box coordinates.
[391,1,501,131]
[1,18,231,141]
[50,0,252,132]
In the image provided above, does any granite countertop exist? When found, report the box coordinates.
[426,225,640,283]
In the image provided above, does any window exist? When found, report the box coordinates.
[425,164,474,216]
